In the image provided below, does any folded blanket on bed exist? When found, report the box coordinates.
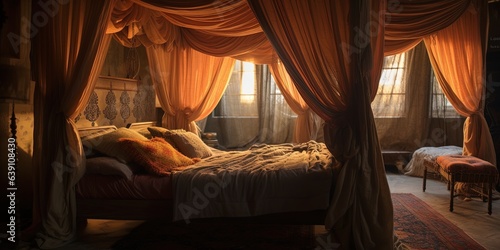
[172,141,334,223]
[404,146,462,177]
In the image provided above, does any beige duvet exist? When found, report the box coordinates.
[172,141,334,223]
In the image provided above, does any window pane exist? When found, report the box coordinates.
[372,53,406,118]
[213,61,258,117]
[213,60,296,118]
[379,69,405,93]
[240,71,255,103]
[383,54,405,68]
[430,73,460,118]
[372,93,406,118]
[270,79,296,118]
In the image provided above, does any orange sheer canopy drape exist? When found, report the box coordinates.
[269,62,318,143]
[109,0,276,64]
[146,45,235,132]
[424,0,496,165]
[384,0,471,55]
[29,0,113,247]
[248,0,392,248]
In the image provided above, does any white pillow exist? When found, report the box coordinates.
[85,157,134,180]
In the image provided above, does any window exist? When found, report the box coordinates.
[213,60,295,118]
[269,76,297,119]
[213,61,258,117]
[430,72,461,118]
[371,53,407,118]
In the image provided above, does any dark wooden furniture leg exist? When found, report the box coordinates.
[489,181,493,215]
[450,175,454,212]
[423,166,427,192]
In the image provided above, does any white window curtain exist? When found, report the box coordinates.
[256,63,296,144]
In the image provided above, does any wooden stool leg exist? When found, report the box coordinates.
[450,176,454,212]
[482,183,487,202]
[447,173,451,190]
[423,166,427,192]
[488,181,493,215]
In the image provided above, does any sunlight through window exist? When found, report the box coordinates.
[372,53,407,118]
[240,62,255,103]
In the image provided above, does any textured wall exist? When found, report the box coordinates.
[75,38,156,128]
[0,38,155,212]
[74,76,156,128]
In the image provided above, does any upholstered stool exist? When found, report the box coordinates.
[423,155,498,215]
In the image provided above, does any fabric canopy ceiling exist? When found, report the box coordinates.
[108,0,277,64]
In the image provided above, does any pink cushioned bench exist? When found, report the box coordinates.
[423,155,498,215]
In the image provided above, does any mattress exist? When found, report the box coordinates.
[172,141,334,222]
[76,173,173,200]
[75,129,335,222]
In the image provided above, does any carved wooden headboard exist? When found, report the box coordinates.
[126,121,157,131]
[77,125,117,138]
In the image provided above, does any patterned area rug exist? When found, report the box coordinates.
[392,193,485,250]
[110,194,485,249]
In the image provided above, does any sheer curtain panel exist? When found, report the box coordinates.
[270,61,324,143]
[146,44,235,133]
[28,0,113,248]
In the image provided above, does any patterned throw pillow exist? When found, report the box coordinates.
[164,130,213,159]
[80,126,117,158]
[147,126,181,146]
[118,137,200,176]
[135,127,153,139]
[147,126,169,138]
[82,127,148,163]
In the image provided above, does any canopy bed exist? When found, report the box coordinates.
[75,122,334,224]
[28,0,495,249]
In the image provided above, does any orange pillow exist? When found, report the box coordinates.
[118,137,200,176]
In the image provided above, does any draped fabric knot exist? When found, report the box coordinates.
[463,111,497,166]
[164,111,199,134]
[469,111,482,118]
[326,112,350,129]
[47,112,86,185]
[323,117,360,164]
[183,108,192,116]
